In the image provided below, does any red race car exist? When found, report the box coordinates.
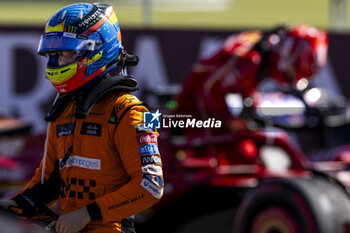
[137,82,350,233]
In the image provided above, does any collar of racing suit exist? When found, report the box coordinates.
[44,74,139,122]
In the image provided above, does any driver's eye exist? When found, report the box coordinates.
[47,51,77,57]
[68,51,77,56]
[48,52,58,56]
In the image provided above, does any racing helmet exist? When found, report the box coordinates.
[269,24,328,84]
[37,3,123,94]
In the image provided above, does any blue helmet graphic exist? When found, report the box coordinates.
[37,3,123,94]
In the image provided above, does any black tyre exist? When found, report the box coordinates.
[173,208,237,233]
[137,186,247,233]
[233,177,350,233]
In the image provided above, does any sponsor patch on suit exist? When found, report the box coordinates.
[138,144,159,156]
[141,155,162,166]
[81,122,102,136]
[141,165,163,176]
[137,133,158,144]
[108,107,118,124]
[56,123,75,138]
[59,155,101,170]
[143,174,164,187]
[140,178,163,198]
[135,124,154,134]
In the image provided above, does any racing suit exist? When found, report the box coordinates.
[15,90,164,232]
[176,31,264,134]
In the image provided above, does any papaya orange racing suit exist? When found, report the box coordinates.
[14,92,164,233]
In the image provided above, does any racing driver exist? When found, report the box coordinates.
[0,3,163,233]
[176,24,328,135]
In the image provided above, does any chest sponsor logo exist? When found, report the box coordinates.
[140,178,163,199]
[59,155,101,170]
[135,124,154,134]
[139,144,159,156]
[141,155,162,166]
[137,133,158,144]
[56,123,75,138]
[141,165,163,176]
[81,122,102,136]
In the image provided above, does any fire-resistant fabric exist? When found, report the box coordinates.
[15,92,164,232]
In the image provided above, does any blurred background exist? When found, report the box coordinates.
[0,0,346,202]
[1,0,350,233]
[1,0,350,132]
[0,0,346,29]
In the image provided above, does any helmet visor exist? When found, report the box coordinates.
[37,32,99,55]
